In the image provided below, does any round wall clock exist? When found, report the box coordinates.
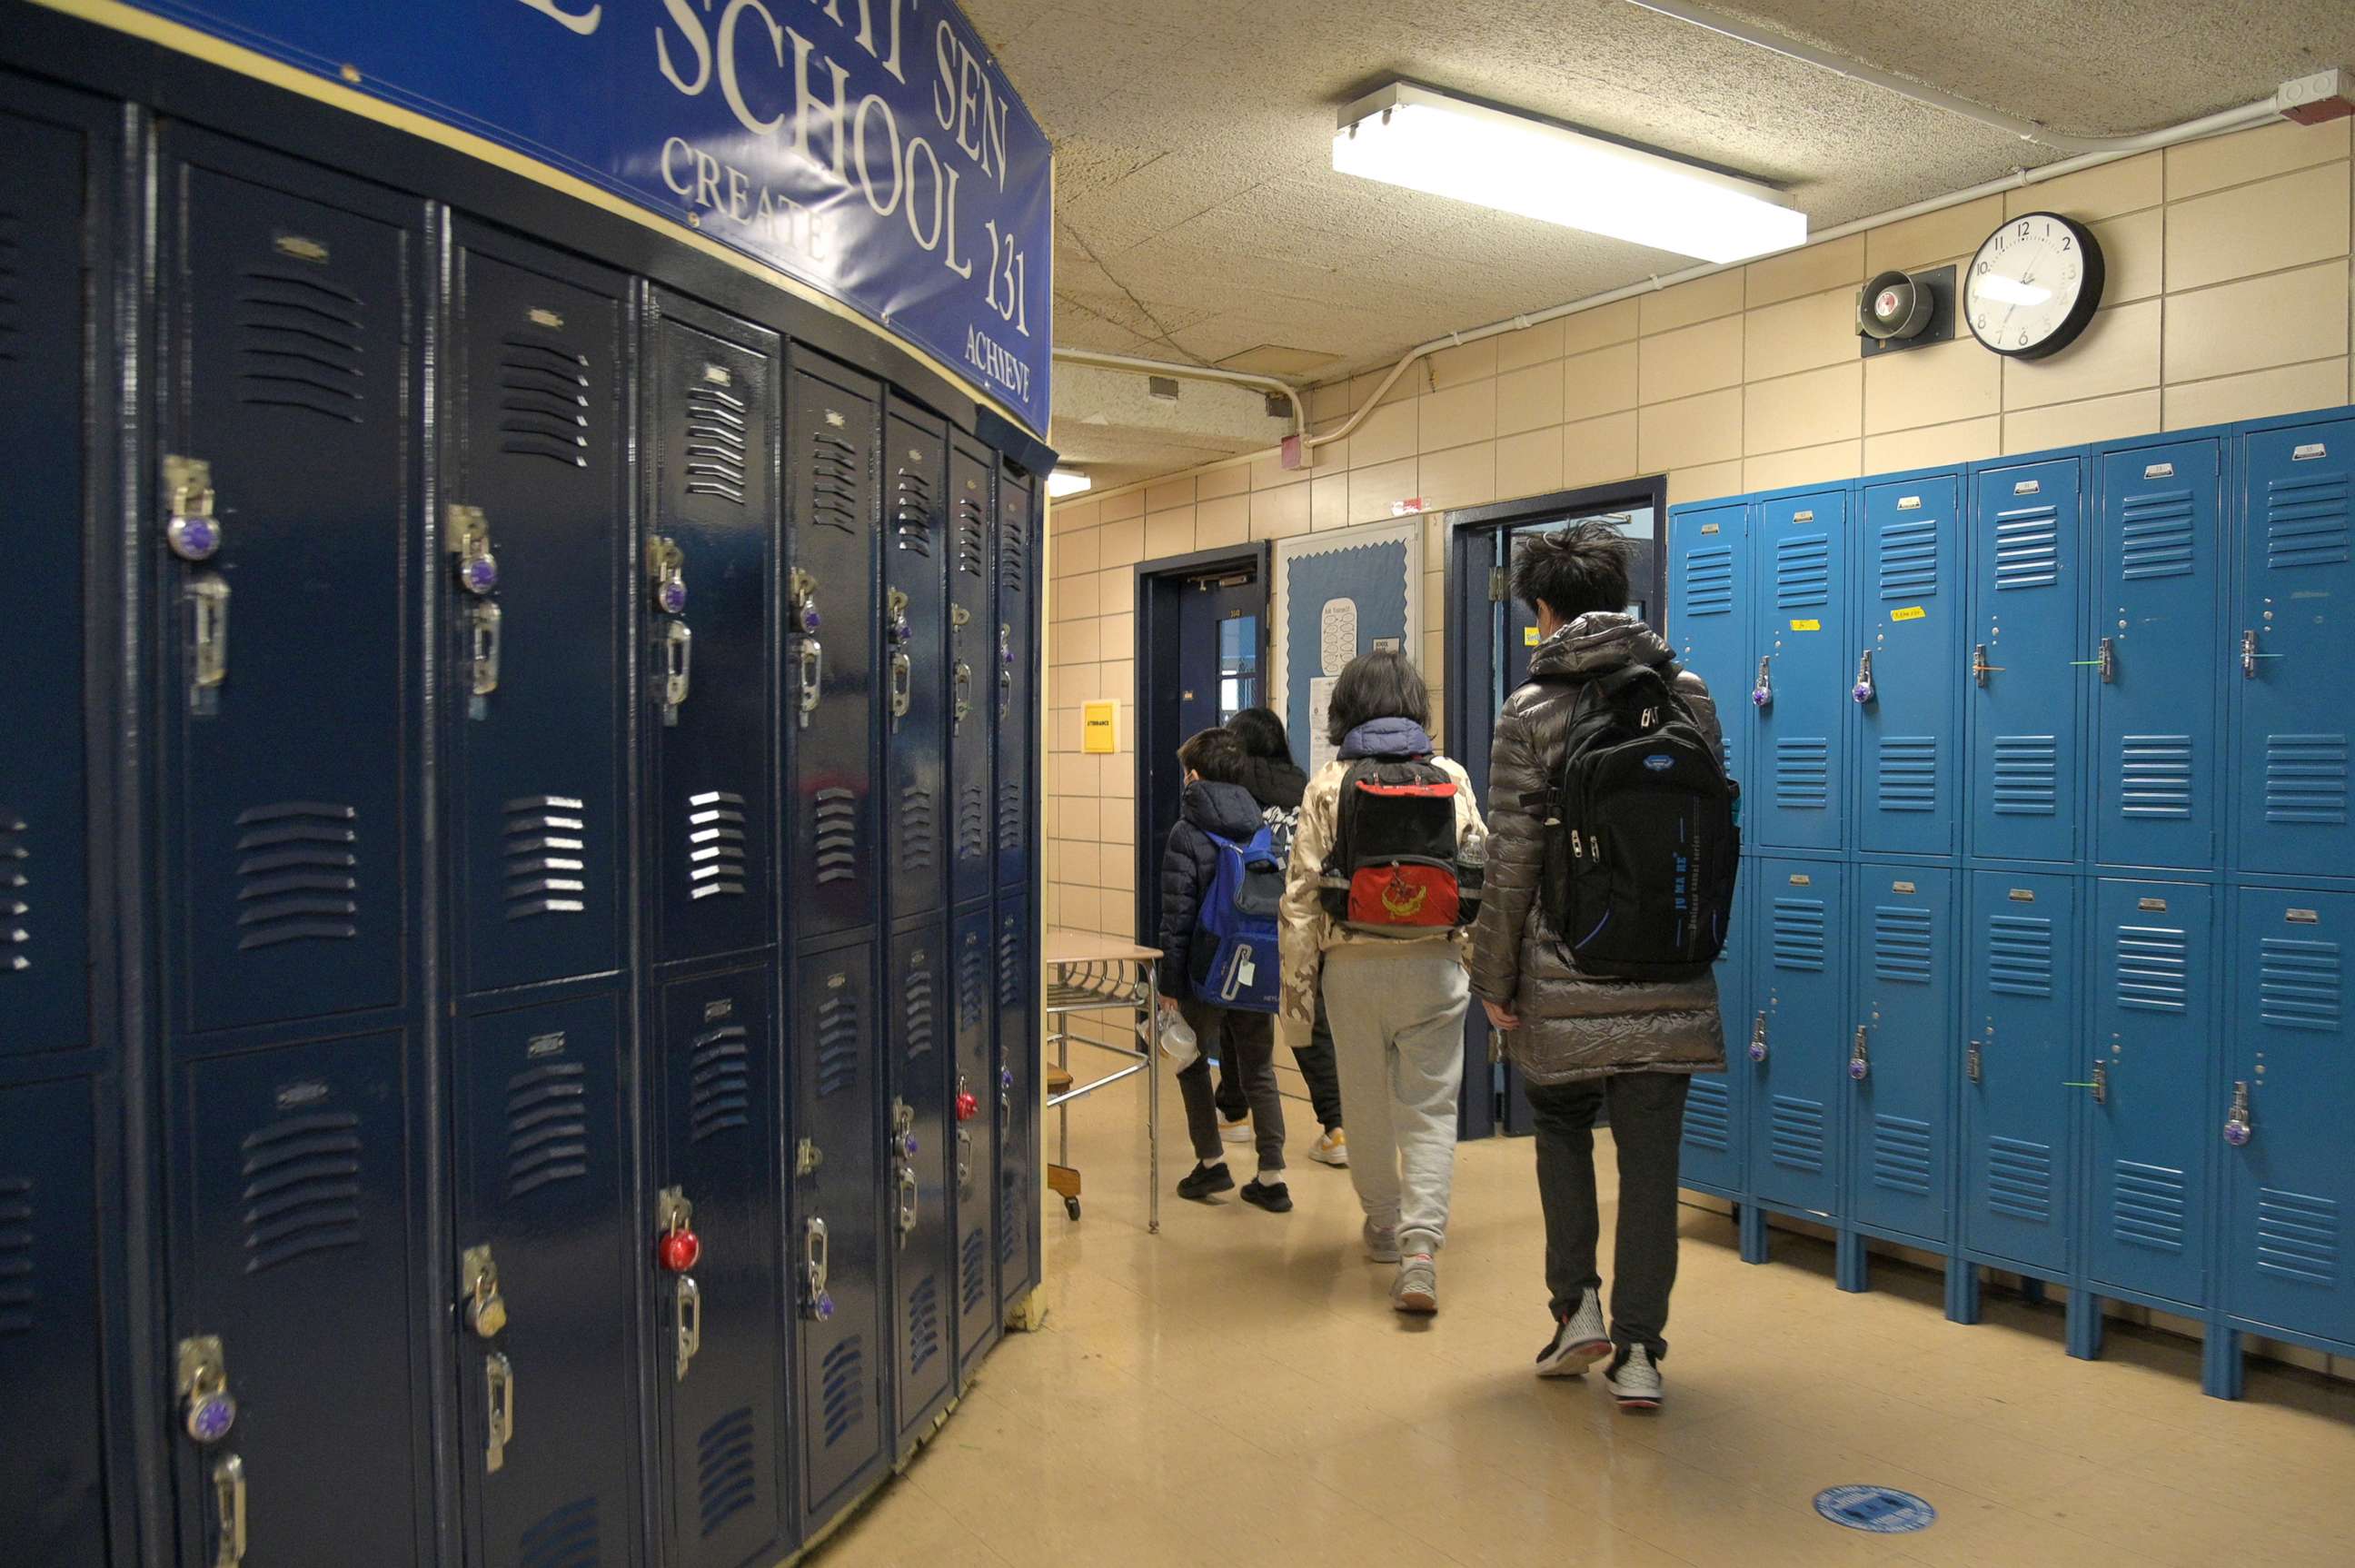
[1962,211,2104,360]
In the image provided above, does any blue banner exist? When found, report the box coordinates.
[124,0,1054,432]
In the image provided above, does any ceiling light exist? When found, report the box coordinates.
[1047,470,1093,499]
[1333,82,1806,263]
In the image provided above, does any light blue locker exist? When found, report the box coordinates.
[2085,877,2212,1307]
[2224,885,2354,1350]
[1848,866,1954,1243]
[1968,456,2085,863]
[2095,436,2224,869]
[1752,489,1849,851]
[1962,870,2078,1275]
[1681,868,1748,1196]
[1666,499,1751,790]
[1856,475,1961,858]
[1748,858,1845,1217]
[2234,415,2355,880]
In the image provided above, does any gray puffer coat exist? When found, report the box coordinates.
[1467,613,1729,1085]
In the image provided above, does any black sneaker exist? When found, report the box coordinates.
[1177,1161,1235,1201]
[1239,1178,1293,1213]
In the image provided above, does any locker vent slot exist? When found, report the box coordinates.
[957,785,988,864]
[820,1335,867,1446]
[1876,518,1939,598]
[1992,505,2061,590]
[2262,734,2350,825]
[907,1273,941,1374]
[686,789,748,900]
[235,265,365,422]
[809,430,862,533]
[1874,737,1937,813]
[504,797,590,919]
[958,938,987,1030]
[1870,1115,1933,1196]
[815,992,860,1099]
[1871,906,1933,984]
[497,338,592,467]
[1767,1096,1826,1173]
[2263,471,2350,571]
[240,1109,363,1273]
[695,1406,759,1539]
[1773,535,1830,610]
[900,787,937,872]
[2117,491,2196,580]
[1683,545,1734,615]
[0,1176,34,1336]
[999,1176,1020,1264]
[2254,1188,2340,1288]
[904,967,936,1058]
[683,381,748,502]
[893,464,935,552]
[2118,736,2193,819]
[1769,898,1826,971]
[1682,1076,1730,1153]
[234,800,360,948]
[1,805,26,968]
[504,1061,590,1197]
[999,510,1028,596]
[998,780,1026,852]
[2258,938,2341,1030]
[813,789,859,884]
[2110,1161,2188,1254]
[956,496,989,578]
[516,1496,599,1568]
[688,1023,752,1142]
[1773,738,1829,812]
[961,1226,989,1315]
[0,213,18,360]
[1991,736,2059,816]
[1986,915,2055,997]
[2114,925,2189,1013]
[998,921,1022,1009]
[1985,1137,2053,1224]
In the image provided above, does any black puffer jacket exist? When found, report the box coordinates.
[1157,779,1267,998]
[1233,753,1307,855]
[1467,613,1728,1084]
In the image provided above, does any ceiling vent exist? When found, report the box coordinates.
[1147,375,1180,402]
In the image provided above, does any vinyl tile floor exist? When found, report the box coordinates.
[811,1065,2355,1567]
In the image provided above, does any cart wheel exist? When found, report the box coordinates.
[1064,1196,1082,1221]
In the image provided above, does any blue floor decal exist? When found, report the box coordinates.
[1813,1485,1937,1533]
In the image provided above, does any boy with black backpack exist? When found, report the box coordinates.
[1469,521,1736,1411]
[1157,727,1291,1212]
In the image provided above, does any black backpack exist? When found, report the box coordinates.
[1318,755,1483,934]
[1538,662,1739,980]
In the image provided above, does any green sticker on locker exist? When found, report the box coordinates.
[1891,606,1926,622]
[1789,619,1821,631]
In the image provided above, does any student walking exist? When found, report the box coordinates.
[1468,522,1735,1410]
[1277,652,1486,1312]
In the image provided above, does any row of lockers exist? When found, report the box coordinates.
[2,68,1042,1568]
[1666,410,2355,877]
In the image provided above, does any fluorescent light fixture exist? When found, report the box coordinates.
[1047,469,1093,499]
[1333,82,1806,263]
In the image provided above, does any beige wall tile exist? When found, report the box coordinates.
[1495,316,1567,371]
[1098,517,1144,569]
[1495,361,1565,435]
[1347,457,1420,523]
[1051,569,1091,620]
[1099,488,1143,522]
[1563,341,1640,423]
[1495,426,1565,500]
[1744,440,1862,492]
[1309,471,1349,531]
[1561,298,1641,355]
[1052,616,1101,666]
[1101,657,1134,705]
[2165,357,2350,430]
[1250,449,1300,491]
[1640,388,1744,470]
[1061,797,1100,842]
[2167,163,2351,292]
[1054,525,1101,580]
[1868,194,2003,274]
[1863,416,2003,473]
[1418,442,1497,513]
[2093,208,2164,303]
[1249,481,1311,541]
[1419,379,1498,452]
[2166,260,2350,382]
[1350,399,1418,466]
[2003,299,2161,410]
[1428,337,1498,388]
[1142,507,1194,562]
[1308,380,1351,422]
[1051,498,1100,533]
[1145,476,1195,513]
[1745,234,1865,308]
[1194,492,1248,549]
[1666,460,1746,506]
[2167,116,2350,200]
[1641,315,1744,403]
[1048,707,1080,755]
[1864,335,2002,434]
[2008,151,2163,222]
[1744,286,1856,381]
[1560,412,1640,490]
[1197,464,1251,501]
[1347,368,1417,411]
[1745,362,1863,455]
[2002,389,2163,452]
[1640,270,1744,335]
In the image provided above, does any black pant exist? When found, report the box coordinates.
[1218,995,1344,1133]
[1525,1071,1690,1359]
[1178,1002,1284,1170]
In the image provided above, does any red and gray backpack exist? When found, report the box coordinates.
[1318,754,1482,934]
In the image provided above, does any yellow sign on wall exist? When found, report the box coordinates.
[1081,700,1121,754]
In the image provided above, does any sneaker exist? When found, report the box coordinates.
[1363,1219,1401,1263]
[1239,1177,1293,1213]
[1218,1116,1253,1145]
[1605,1345,1664,1411]
[1534,1290,1611,1378]
[1176,1161,1235,1201]
[1309,1127,1349,1167]
[1393,1254,1438,1315]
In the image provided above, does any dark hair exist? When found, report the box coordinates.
[1227,707,1290,760]
[1514,520,1635,623]
[1326,650,1430,746]
[1177,727,1246,783]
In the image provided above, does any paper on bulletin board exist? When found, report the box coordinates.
[1308,678,1338,775]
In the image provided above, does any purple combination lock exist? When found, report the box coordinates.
[658,576,687,615]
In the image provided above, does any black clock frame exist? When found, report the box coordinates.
[1964,210,2106,361]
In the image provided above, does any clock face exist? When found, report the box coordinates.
[1963,212,2105,360]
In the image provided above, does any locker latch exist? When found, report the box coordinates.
[2096,637,2116,684]
[1847,1027,1870,1082]
[655,1187,701,1273]
[649,535,692,725]
[999,624,1014,720]
[211,1452,247,1568]
[951,605,974,731]
[449,506,502,710]
[186,576,232,711]
[891,1098,919,1244]
[790,570,823,728]
[1972,643,2000,687]
[887,588,914,729]
[1750,656,1773,710]
[795,1136,824,1176]
[1966,1041,1982,1084]
[2223,1081,2253,1146]
[660,620,692,724]
[1746,1012,1768,1064]
[2090,1059,2108,1105]
[1000,1064,1015,1132]
[646,534,688,616]
[483,1352,515,1474]
[176,1335,238,1444]
[164,455,221,561]
[957,1126,974,1190]
[803,1216,835,1320]
[1852,650,1875,705]
[461,1244,508,1340]
[2241,628,2275,680]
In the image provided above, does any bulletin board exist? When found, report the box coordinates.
[1272,520,1424,775]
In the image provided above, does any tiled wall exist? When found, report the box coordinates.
[1043,115,2355,946]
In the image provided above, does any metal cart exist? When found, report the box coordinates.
[1041,930,1163,1234]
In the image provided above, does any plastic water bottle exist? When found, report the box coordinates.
[1158,1006,1198,1070]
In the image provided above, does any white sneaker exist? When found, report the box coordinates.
[1363,1219,1400,1263]
[1605,1345,1664,1411]
[1393,1254,1438,1315]
[1535,1290,1611,1378]
[1218,1116,1253,1144]
[1309,1127,1349,1167]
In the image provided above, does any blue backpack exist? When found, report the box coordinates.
[1189,826,1284,1013]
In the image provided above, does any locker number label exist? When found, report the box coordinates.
[1891,606,1926,622]
[1790,619,1821,631]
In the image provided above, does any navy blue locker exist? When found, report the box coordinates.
[791,943,885,1527]
[646,296,777,963]
[653,967,784,1568]
[1962,871,2079,1276]
[995,902,1037,1307]
[885,404,949,919]
[447,225,630,993]
[995,469,1038,889]
[2224,886,2355,1350]
[947,439,995,909]
[2085,878,2212,1307]
[2094,437,2224,869]
[949,905,999,1378]
[1680,867,1748,1196]
[1747,858,1845,1218]
[1855,475,1962,858]
[2234,415,2355,880]
[785,353,880,941]
[1,1077,108,1562]
[1665,499,1750,789]
[889,924,954,1441]
[453,993,641,1568]
[1967,455,2085,863]
[1848,866,1954,1243]
[1750,489,1849,851]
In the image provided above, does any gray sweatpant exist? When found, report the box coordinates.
[1320,944,1469,1256]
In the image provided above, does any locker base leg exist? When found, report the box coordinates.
[2201,1326,2245,1402]
[1005,1286,1048,1335]
[1834,1229,1869,1294]
[2066,1289,2105,1361]
[1737,1202,1771,1265]
[1945,1261,1982,1325]
[2018,1275,2048,1306]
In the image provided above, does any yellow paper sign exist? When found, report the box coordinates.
[1523,625,1540,646]
[1081,700,1120,755]
[1789,619,1821,631]
[1891,606,1927,622]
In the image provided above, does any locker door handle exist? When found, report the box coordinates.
[957,1126,974,1189]
[2240,629,2283,677]
[1852,650,1875,705]
[797,638,824,727]
[1750,656,1772,710]
[2096,637,2116,684]
[188,574,230,708]
[953,662,974,730]
[673,1275,702,1382]
[468,602,502,701]
[483,1352,514,1474]
[661,619,693,722]
[210,1453,246,1568]
[1848,1027,1869,1082]
[889,650,913,725]
[898,1166,919,1243]
[2223,1080,2253,1146]
[803,1217,834,1320]
[1966,1041,1982,1083]
[999,624,1014,720]
[1972,643,2001,687]
[1746,1012,1767,1063]
[2090,1060,2107,1105]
